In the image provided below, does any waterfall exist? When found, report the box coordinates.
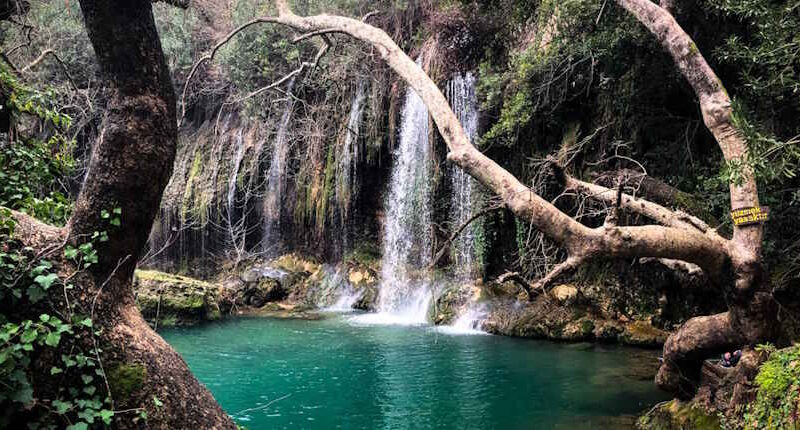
[262,78,296,254]
[439,304,489,335]
[366,58,434,325]
[447,72,480,280]
[336,79,367,218]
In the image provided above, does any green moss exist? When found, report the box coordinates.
[580,319,595,336]
[158,314,178,327]
[745,345,800,428]
[134,269,215,288]
[343,242,381,267]
[638,400,720,430]
[108,363,146,402]
[688,41,699,56]
[621,321,668,346]
[180,149,205,222]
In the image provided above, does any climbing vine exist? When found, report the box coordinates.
[0,60,144,429]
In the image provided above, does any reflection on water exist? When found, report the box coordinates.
[161,315,668,429]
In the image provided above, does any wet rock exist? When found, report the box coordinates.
[620,321,669,347]
[551,284,579,305]
[245,278,287,307]
[593,320,624,341]
[133,270,222,327]
[637,399,720,430]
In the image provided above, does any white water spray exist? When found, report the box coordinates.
[447,72,480,280]
[361,58,434,325]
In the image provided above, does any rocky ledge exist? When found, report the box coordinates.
[134,270,223,327]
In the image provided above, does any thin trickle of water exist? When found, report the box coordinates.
[262,79,296,254]
[336,80,367,217]
[373,58,434,324]
[227,128,245,219]
[447,72,480,280]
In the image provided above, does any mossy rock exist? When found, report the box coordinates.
[637,400,720,430]
[134,270,222,326]
[273,253,321,275]
[593,320,624,341]
[620,321,669,347]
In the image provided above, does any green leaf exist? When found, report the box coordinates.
[11,386,33,405]
[65,423,88,430]
[34,273,58,289]
[153,395,163,408]
[20,328,38,343]
[26,286,46,303]
[99,409,114,425]
[81,374,93,385]
[45,331,61,347]
[50,366,63,375]
[64,246,78,260]
[52,399,71,414]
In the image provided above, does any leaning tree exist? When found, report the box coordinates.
[182,0,775,397]
[3,0,235,427]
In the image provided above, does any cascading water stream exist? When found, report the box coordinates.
[336,79,367,217]
[443,72,488,335]
[262,78,296,254]
[447,72,480,281]
[361,58,434,325]
[226,128,245,224]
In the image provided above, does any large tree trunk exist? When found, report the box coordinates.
[7,1,235,428]
[615,0,776,396]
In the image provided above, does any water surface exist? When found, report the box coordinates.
[161,316,668,429]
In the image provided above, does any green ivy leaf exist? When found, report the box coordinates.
[10,386,33,405]
[65,423,88,430]
[64,246,78,260]
[52,399,71,414]
[44,332,61,347]
[26,286,46,303]
[34,273,58,289]
[50,366,62,375]
[99,409,114,425]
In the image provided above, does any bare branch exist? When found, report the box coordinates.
[428,204,504,269]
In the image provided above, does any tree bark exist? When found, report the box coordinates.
[7,1,235,427]
[616,0,775,395]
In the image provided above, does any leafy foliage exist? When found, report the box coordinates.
[745,345,800,429]
[0,208,129,429]
[0,64,75,226]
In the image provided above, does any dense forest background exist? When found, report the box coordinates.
[3,0,798,283]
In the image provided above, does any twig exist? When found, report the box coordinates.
[236,393,292,415]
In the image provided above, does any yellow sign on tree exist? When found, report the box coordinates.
[730,206,769,227]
